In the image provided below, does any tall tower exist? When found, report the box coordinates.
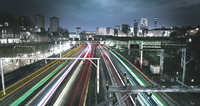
[18,16,30,30]
[33,14,45,29]
[122,24,130,34]
[76,27,81,34]
[140,17,148,30]
[134,19,139,37]
[50,16,59,32]
[115,25,120,30]
[155,17,157,29]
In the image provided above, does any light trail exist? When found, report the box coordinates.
[24,59,74,106]
[70,62,89,106]
[106,46,166,106]
[102,47,136,105]
[105,46,156,86]
[37,45,90,106]
[53,44,91,106]
[82,46,95,106]
[98,47,121,106]
[79,62,91,106]
[103,50,125,86]
[0,46,82,101]
[10,47,84,106]
[79,46,93,106]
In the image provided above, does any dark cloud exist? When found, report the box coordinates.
[0,0,200,31]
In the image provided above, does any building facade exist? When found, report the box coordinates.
[140,17,148,30]
[122,24,130,34]
[80,31,96,39]
[96,27,114,35]
[97,27,106,35]
[76,27,81,34]
[50,17,59,32]
[33,14,45,30]
[115,25,120,30]
[147,28,173,37]
[0,21,20,44]
[18,16,30,31]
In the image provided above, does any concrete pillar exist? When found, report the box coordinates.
[60,41,61,58]
[128,41,131,55]
[181,48,186,84]
[97,59,99,94]
[108,92,113,106]
[106,84,113,106]
[140,42,143,69]
[0,58,6,95]
[116,40,119,49]
[160,51,164,79]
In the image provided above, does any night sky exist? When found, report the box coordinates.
[1,0,200,32]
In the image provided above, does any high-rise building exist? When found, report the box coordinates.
[50,16,59,32]
[76,27,81,34]
[140,17,148,30]
[96,27,114,35]
[130,27,134,33]
[134,20,139,37]
[18,16,30,30]
[106,27,114,35]
[155,17,157,29]
[115,25,120,30]
[33,14,45,30]
[97,27,106,35]
[122,24,130,34]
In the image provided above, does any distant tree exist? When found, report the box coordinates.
[59,27,64,33]
[40,27,46,32]
[63,28,69,38]
[52,32,59,36]
[170,32,178,38]
[186,26,193,30]
[0,11,20,39]
[162,31,165,37]
[197,30,200,37]
[0,11,16,26]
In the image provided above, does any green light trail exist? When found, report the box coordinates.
[106,46,166,106]
[10,49,80,106]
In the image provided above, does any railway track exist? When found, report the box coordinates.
[105,45,180,106]
[0,45,83,105]
[99,45,135,106]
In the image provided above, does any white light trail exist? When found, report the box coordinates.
[37,45,90,106]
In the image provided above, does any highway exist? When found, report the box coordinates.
[0,43,192,106]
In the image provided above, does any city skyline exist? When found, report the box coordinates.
[1,0,200,32]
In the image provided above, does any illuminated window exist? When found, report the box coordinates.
[2,30,4,33]
[5,22,9,26]
[2,34,4,38]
